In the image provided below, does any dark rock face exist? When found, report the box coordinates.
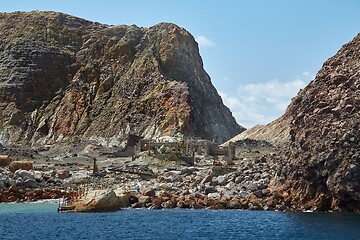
[281,33,360,211]
[0,11,243,144]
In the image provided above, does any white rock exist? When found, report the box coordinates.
[14,169,34,180]
[208,192,221,199]
[225,182,236,189]
[15,177,23,186]
[216,176,227,185]
[33,171,43,181]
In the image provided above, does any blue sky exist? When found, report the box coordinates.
[1,0,360,128]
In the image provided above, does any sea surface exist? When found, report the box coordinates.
[0,203,359,240]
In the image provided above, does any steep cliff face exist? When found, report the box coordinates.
[280,33,360,211]
[0,11,243,145]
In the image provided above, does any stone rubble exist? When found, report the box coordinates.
[0,139,296,212]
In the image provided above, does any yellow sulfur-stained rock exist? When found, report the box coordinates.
[0,155,11,167]
[64,189,131,212]
[9,161,33,173]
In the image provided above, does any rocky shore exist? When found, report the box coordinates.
[0,139,300,212]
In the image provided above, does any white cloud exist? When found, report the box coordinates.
[219,79,307,128]
[238,79,306,111]
[219,91,275,129]
[195,36,215,48]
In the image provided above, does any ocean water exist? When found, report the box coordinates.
[0,203,359,240]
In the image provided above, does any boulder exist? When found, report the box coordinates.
[148,204,162,210]
[15,177,23,186]
[227,199,242,209]
[73,190,123,212]
[234,176,243,184]
[204,186,217,194]
[239,191,250,198]
[32,188,44,197]
[200,175,213,184]
[221,189,237,199]
[57,169,71,179]
[253,190,263,198]
[138,195,151,204]
[190,202,204,209]
[162,200,177,208]
[24,178,37,188]
[262,188,271,196]
[208,192,221,199]
[1,176,9,186]
[140,187,156,197]
[9,161,33,173]
[158,183,171,190]
[14,169,34,180]
[216,176,227,186]
[248,182,258,192]
[177,201,190,208]
[206,203,225,210]
[117,193,131,208]
[33,171,43,181]
[8,178,16,187]
[0,155,11,167]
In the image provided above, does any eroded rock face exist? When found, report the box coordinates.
[280,33,360,211]
[0,11,243,145]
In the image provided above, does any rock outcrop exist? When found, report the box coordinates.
[224,32,360,211]
[0,11,243,145]
[279,33,360,211]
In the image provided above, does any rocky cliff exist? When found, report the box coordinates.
[225,32,360,211]
[279,33,360,211]
[0,11,243,145]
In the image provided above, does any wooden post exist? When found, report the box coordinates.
[197,144,202,154]
[93,158,98,175]
[228,141,235,160]
[205,141,211,156]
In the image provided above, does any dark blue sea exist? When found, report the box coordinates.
[0,203,359,240]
